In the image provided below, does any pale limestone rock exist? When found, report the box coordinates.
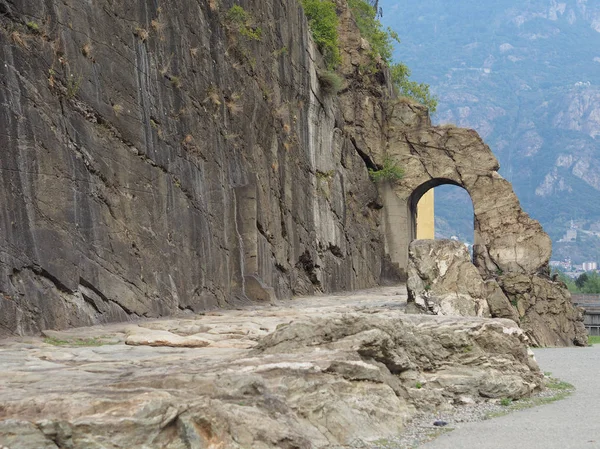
[485,279,520,322]
[499,273,588,346]
[407,239,491,317]
[406,240,588,347]
[0,291,543,448]
[125,329,211,348]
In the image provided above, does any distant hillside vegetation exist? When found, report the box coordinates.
[381,0,600,263]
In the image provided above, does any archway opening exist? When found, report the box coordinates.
[409,179,475,255]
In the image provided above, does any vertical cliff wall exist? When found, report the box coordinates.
[1,0,585,346]
[0,0,388,336]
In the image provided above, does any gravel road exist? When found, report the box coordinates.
[420,345,600,449]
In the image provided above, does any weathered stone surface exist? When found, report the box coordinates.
[499,274,588,347]
[484,279,520,323]
[0,0,385,336]
[0,288,543,448]
[405,240,587,347]
[383,123,553,278]
[0,0,583,354]
[407,239,491,317]
[379,80,583,348]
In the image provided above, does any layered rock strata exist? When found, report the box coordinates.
[0,289,543,448]
[498,274,588,347]
[0,0,586,349]
[0,0,387,336]
[406,240,586,346]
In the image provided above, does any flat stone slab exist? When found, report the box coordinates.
[0,286,542,448]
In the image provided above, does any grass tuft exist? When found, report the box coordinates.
[317,70,343,94]
[588,335,600,345]
[43,336,114,347]
[485,376,574,419]
[26,21,40,34]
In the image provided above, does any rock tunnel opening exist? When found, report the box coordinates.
[409,178,476,258]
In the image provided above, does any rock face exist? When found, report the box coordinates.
[498,274,588,347]
[0,290,543,448]
[0,0,585,350]
[382,120,553,277]
[406,240,586,346]
[0,0,387,336]
[407,239,492,317]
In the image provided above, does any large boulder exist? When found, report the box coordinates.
[408,239,511,319]
[499,273,588,347]
[407,239,586,347]
[0,304,543,448]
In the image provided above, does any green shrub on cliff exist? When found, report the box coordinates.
[390,62,438,113]
[226,5,262,41]
[317,70,344,94]
[300,0,341,68]
[347,0,398,62]
[347,0,437,113]
[368,157,404,183]
[300,0,437,112]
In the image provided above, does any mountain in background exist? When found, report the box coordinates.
[381,0,600,264]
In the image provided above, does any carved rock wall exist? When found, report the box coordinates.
[0,0,386,336]
[0,0,586,347]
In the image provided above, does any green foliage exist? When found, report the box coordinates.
[170,75,181,88]
[300,0,340,68]
[66,73,82,99]
[575,272,589,289]
[589,335,600,345]
[415,381,423,389]
[547,378,574,391]
[26,21,40,33]
[556,269,600,294]
[317,70,344,94]
[347,0,398,62]
[579,272,600,293]
[390,62,438,113]
[226,5,262,41]
[368,157,404,184]
[239,25,262,41]
[44,336,112,347]
[485,376,573,419]
[226,4,247,23]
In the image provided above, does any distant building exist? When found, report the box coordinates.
[583,262,598,272]
[550,259,573,271]
[564,228,577,242]
[559,220,578,242]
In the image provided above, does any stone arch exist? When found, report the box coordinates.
[381,123,552,279]
[408,178,467,243]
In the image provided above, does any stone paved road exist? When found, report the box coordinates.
[421,345,600,449]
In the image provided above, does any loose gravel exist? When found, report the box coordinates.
[367,377,573,449]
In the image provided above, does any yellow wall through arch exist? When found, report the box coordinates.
[416,189,434,239]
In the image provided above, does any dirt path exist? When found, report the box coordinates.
[421,346,600,449]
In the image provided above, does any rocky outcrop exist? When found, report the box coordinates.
[498,274,588,347]
[384,121,553,277]
[0,290,543,448]
[0,0,585,351]
[407,239,492,317]
[0,0,387,336]
[406,240,585,346]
